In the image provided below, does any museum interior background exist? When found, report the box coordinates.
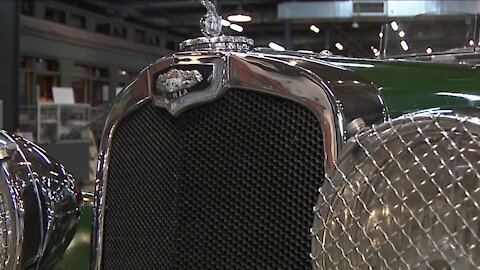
[0,0,478,188]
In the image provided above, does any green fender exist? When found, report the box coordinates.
[56,192,93,270]
[326,58,480,117]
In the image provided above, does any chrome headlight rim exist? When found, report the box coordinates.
[312,109,480,269]
[0,132,25,269]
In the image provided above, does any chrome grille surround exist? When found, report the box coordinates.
[92,51,387,269]
[312,108,480,269]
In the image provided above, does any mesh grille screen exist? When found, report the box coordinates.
[102,89,325,269]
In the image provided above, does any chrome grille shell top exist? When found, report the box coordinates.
[91,49,387,269]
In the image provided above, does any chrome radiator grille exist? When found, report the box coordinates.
[312,112,480,269]
[102,89,325,269]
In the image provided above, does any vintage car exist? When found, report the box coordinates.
[48,1,480,269]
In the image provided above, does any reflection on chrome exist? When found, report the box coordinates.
[437,92,480,102]
[332,62,374,68]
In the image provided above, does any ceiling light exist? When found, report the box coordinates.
[229,23,243,32]
[335,42,344,51]
[352,21,359,29]
[221,19,231,27]
[378,32,384,38]
[426,47,432,54]
[310,24,320,33]
[269,42,285,51]
[374,51,381,57]
[227,14,251,23]
[469,39,474,46]
[400,40,409,51]
[399,30,405,38]
[390,21,399,31]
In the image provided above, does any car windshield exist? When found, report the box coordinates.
[380,14,479,60]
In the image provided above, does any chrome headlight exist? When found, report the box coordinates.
[312,109,480,269]
[0,131,82,269]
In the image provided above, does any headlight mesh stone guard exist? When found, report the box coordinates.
[312,111,480,270]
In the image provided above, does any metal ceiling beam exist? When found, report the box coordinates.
[113,0,278,9]
[279,0,480,20]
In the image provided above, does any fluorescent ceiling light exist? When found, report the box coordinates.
[335,42,344,51]
[229,23,244,32]
[469,39,474,46]
[310,24,320,33]
[269,42,285,51]
[227,14,251,23]
[398,30,405,38]
[400,40,409,51]
[390,21,399,31]
[426,47,432,54]
[378,32,383,38]
[221,19,231,27]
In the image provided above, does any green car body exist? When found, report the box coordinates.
[327,57,480,117]
[56,193,93,270]
[56,57,480,269]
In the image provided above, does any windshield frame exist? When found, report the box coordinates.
[379,13,479,59]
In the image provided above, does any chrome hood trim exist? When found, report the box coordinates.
[92,50,387,269]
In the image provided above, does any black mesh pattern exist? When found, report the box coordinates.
[102,88,325,269]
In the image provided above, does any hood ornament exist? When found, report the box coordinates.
[200,0,222,37]
[179,0,254,52]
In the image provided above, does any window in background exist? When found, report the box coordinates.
[20,56,61,105]
[21,0,34,16]
[166,40,176,50]
[148,36,160,47]
[96,22,111,35]
[45,7,66,23]
[36,59,60,103]
[20,57,34,105]
[69,13,86,29]
[113,26,127,39]
[134,29,146,43]
[72,64,109,106]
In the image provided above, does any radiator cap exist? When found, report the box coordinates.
[179,0,254,52]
